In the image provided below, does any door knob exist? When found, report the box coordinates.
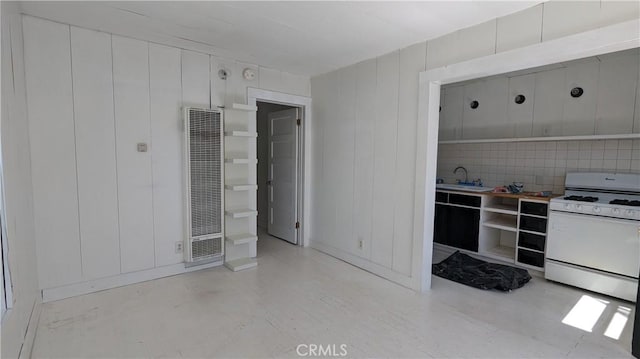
[267,180,272,185]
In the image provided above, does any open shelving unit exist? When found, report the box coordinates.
[223,103,259,272]
[224,181,258,191]
[479,196,519,263]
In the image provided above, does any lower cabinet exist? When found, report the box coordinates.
[434,194,480,252]
[436,191,549,272]
[515,200,548,269]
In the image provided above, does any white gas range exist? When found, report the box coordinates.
[546,172,640,302]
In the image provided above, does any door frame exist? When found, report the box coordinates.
[248,88,312,247]
[414,19,640,292]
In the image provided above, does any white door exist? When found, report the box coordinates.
[267,108,299,244]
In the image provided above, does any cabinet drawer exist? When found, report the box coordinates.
[518,231,546,251]
[519,215,547,234]
[436,191,448,203]
[518,248,544,268]
[520,201,548,217]
[449,193,481,208]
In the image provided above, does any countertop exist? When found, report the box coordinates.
[436,187,561,202]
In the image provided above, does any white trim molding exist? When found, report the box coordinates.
[247,87,313,247]
[415,19,640,292]
[42,261,222,302]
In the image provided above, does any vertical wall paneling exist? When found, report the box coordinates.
[595,52,639,135]
[112,36,155,273]
[353,59,377,259]
[496,4,543,53]
[320,71,340,249]
[393,43,425,275]
[309,73,328,247]
[542,1,602,42]
[219,58,239,107]
[23,17,82,288]
[635,61,640,134]
[336,66,356,253]
[532,67,566,137]
[507,74,536,138]
[181,50,210,108]
[70,27,120,280]
[234,62,260,104]
[210,56,226,108]
[371,52,399,268]
[562,59,599,136]
[150,44,184,267]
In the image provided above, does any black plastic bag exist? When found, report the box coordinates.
[432,251,531,291]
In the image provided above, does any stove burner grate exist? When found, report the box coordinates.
[609,199,640,207]
[563,196,599,202]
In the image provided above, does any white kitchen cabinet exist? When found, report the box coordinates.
[532,67,565,137]
[562,59,599,136]
[439,85,464,140]
[462,77,509,139]
[507,74,535,138]
[595,51,639,135]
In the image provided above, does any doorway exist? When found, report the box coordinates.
[256,101,301,245]
[248,88,312,248]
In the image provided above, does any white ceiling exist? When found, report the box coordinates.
[19,1,542,77]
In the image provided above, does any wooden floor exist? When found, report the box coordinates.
[33,233,635,358]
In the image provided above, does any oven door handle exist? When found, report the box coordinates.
[550,210,640,227]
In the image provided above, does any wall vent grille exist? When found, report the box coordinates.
[184,107,224,262]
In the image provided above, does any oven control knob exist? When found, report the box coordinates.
[575,204,582,210]
[613,208,620,215]
[593,206,601,213]
[626,209,634,217]
[564,203,572,210]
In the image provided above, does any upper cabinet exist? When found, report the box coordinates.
[562,59,599,136]
[508,73,536,138]
[532,67,565,137]
[595,52,639,135]
[462,77,509,139]
[438,48,640,141]
[439,85,464,141]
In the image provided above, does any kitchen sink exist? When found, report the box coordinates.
[436,183,494,192]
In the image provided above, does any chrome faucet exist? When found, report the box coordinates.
[453,166,468,184]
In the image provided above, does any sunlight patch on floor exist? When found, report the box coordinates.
[562,295,608,332]
[604,305,631,340]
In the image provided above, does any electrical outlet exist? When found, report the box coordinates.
[175,242,183,253]
[358,238,364,250]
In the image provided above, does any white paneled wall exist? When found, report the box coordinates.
[310,0,639,287]
[437,139,640,194]
[371,52,399,268]
[149,44,183,267]
[70,27,120,280]
[23,16,82,289]
[1,6,39,357]
[112,36,156,274]
[22,15,310,292]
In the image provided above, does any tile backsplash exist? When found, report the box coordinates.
[437,139,640,195]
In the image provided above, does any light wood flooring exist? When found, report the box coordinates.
[32,233,636,358]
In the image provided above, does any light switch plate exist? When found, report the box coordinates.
[137,143,148,152]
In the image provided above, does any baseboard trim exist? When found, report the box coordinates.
[309,240,417,290]
[42,261,223,302]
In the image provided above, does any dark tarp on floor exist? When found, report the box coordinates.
[432,251,531,291]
